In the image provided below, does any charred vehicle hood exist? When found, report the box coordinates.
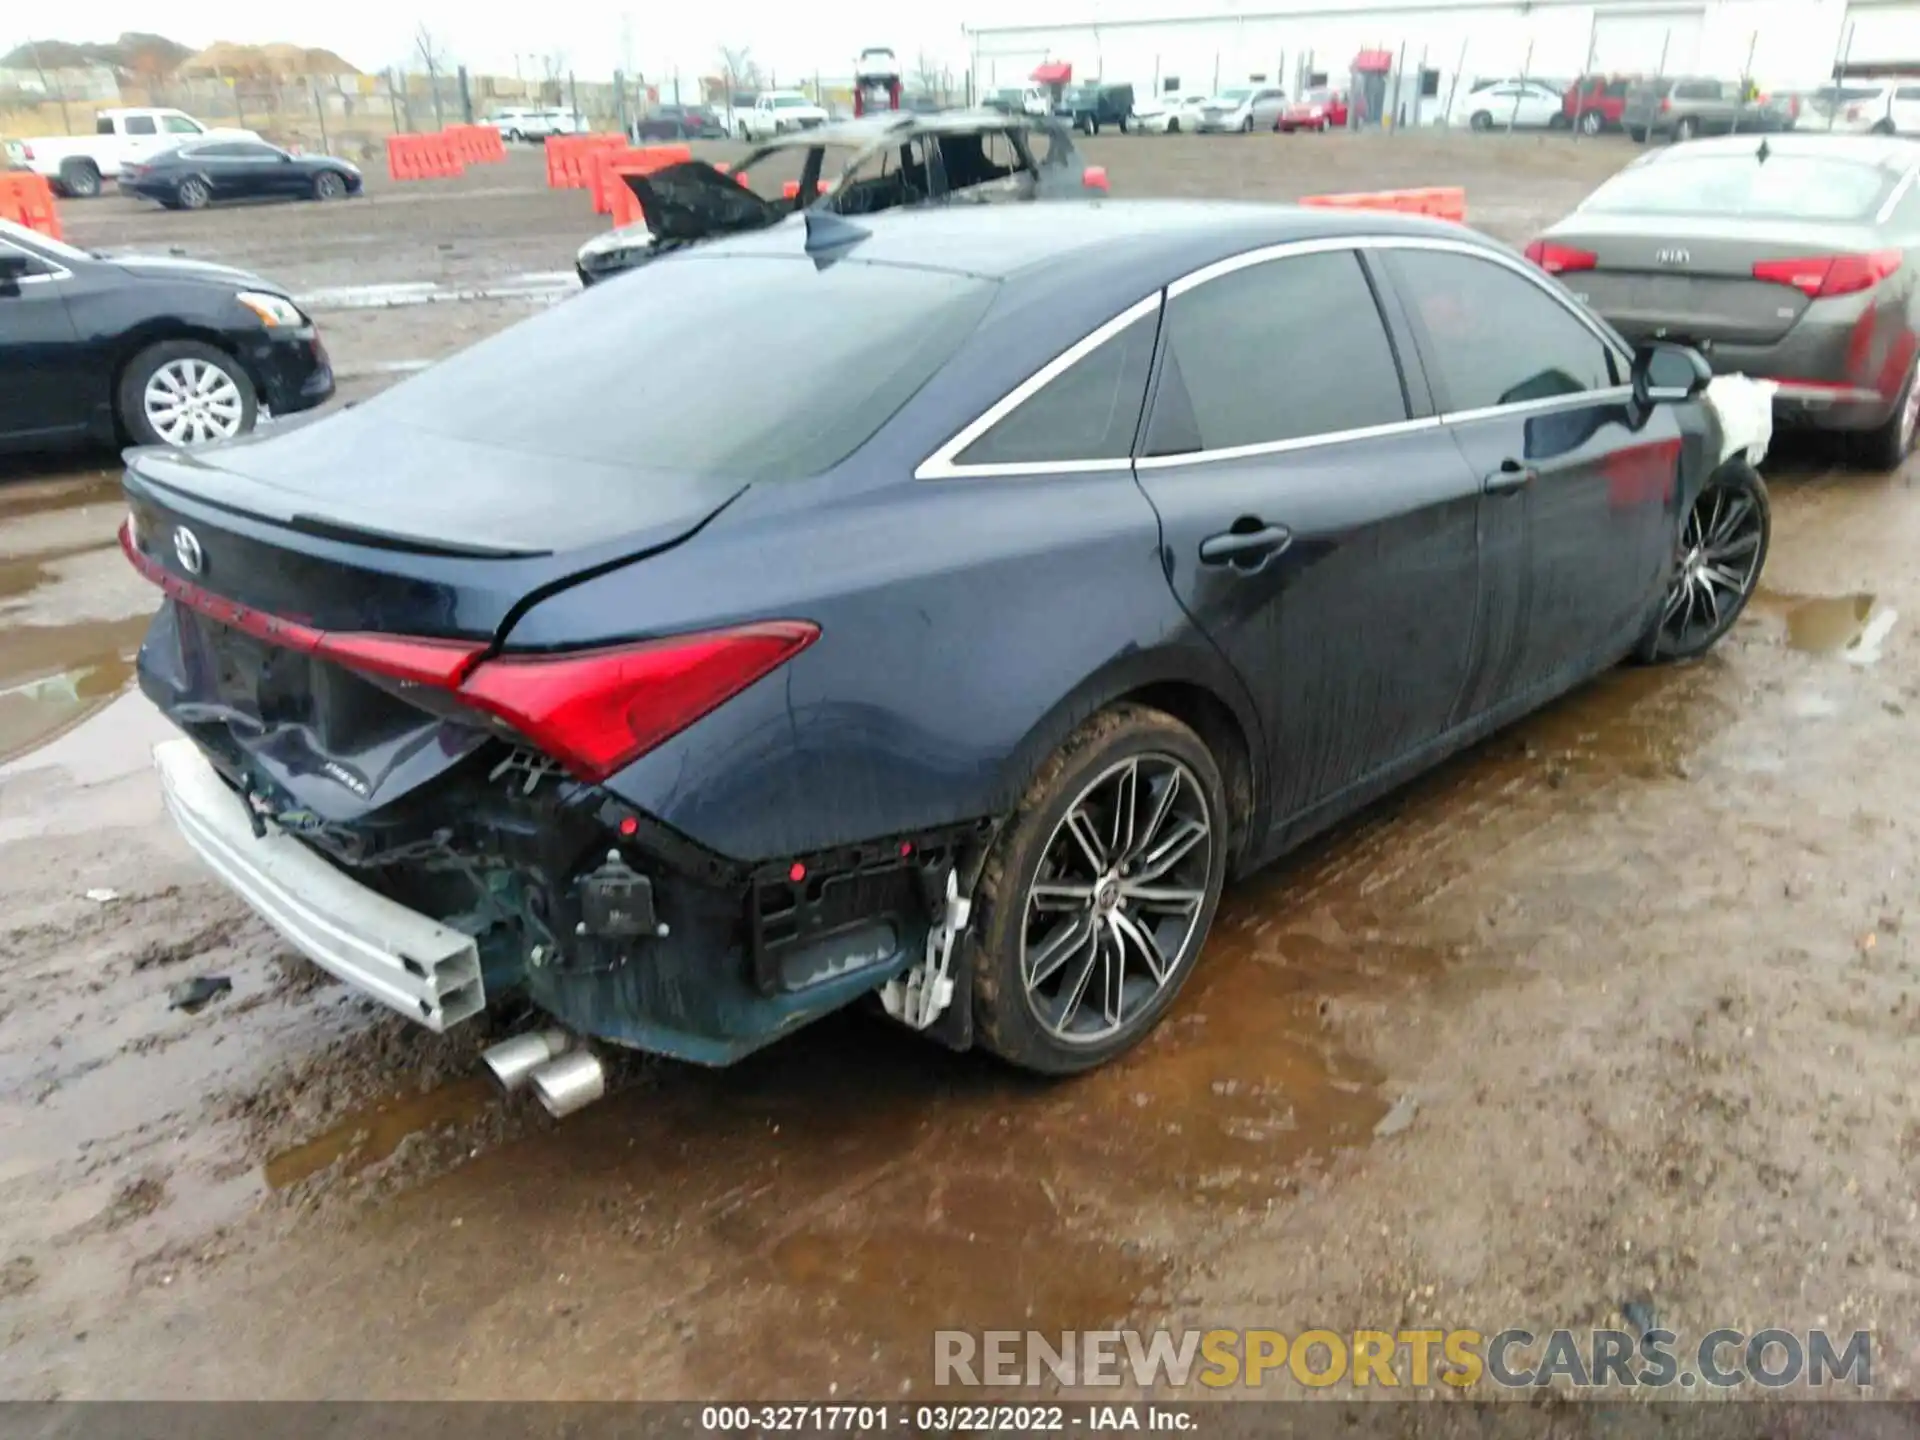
[620,161,785,241]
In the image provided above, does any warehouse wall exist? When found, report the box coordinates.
[969,0,1861,109]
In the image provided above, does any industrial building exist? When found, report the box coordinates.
[964,0,1915,123]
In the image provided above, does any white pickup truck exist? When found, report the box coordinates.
[737,90,831,140]
[4,108,259,198]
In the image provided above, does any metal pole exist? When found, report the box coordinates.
[1731,30,1757,133]
[1830,17,1855,130]
[387,68,402,132]
[1573,14,1598,139]
[1444,38,1467,127]
[1393,40,1408,130]
[568,70,579,130]
[1645,31,1671,144]
[1214,51,1221,94]
[1507,37,1533,134]
[1414,44,1427,127]
[312,76,330,155]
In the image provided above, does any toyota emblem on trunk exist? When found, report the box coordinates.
[173,526,204,575]
[1656,247,1691,266]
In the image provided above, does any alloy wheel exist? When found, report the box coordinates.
[1899,368,1920,458]
[315,172,345,199]
[143,358,245,445]
[1581,110,1603,135]
[1020,754,1214,1046]
[178,178,209,209]
[1659,482,1765,652]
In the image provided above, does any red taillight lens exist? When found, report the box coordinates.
[1752,249,1903,298]
[458,622,819,782]
[1659,96,1671,112]
[1846,104,1863,120]
[1082,165,1108,190]
[19,144,32,159]
[1524,240,1597,274]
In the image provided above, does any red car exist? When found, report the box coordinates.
[1276,89,1349,131]
[1560,74,1636,134]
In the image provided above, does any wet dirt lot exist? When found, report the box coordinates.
[4,132,1920,1405]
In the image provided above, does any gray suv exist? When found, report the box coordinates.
[1622,76,1791,142]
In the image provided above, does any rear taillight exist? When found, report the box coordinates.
[1659,96,1671,113]
[1846,104,1863,120]
[1082,165,1108,191]
[20,144,32,159]
[1524,240,1597,274]
[457,622,819,782]
[1752,249,1903,298]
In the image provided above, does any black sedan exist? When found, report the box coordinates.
[120,140,364,210]
[631,104,726,141]
[122,202,1765,1112]
[0,217,332,453]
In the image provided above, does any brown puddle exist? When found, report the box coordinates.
[263,1077,497,1190]
[1784,594,1877,653]
[0,469,120,522]
[0,617,151,763]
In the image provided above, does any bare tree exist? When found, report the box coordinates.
[414,23,450,127]
[540,51,567,105]
[718,45,762,92]
[913,51,943,101]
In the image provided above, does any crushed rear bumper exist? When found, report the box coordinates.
[154,738,486,1031]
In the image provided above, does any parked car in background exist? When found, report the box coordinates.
[489,107,586,142]
[119,141,363,210]
[1132,93,1210,133]
[1562,74,1637,134]
[1460,79,1565,130]
[632,104,726,141]
[0,216,331,453]
[3,107,254,198]
[1801,77,1920,133]
[127,198,1760,1101]
[1196,86,1289,133]
[1621,77,1788,142]
[577,110,1105,285]
[1055,83,1136,133]
[1276,88,1350,131]
[984,85,1052,117]
[739,90,831,139]
[1525,132,1920,466]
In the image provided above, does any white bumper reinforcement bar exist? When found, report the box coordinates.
[153,738,486,1031]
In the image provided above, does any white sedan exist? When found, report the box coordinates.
[1458,80,1564,130]
[1133,94,1211,133]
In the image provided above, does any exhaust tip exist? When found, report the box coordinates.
[480,1029,571,1094]
[529,1048,606,1119]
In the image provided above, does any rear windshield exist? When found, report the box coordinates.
[1629,80,1677,98]
[367,255,997,480]
[1810,85,1886,105]
[1582,152,1893,222]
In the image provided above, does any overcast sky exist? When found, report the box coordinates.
[9,0,997,84]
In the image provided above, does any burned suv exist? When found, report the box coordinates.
[576,109,1107,285]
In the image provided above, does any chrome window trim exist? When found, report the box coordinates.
[1875,162,1919,224]
[0,234,70,285]
[917,233,1633,481]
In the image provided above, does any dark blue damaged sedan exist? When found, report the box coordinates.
[120,200,1770,1116]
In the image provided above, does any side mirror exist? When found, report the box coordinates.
[1633,341,1711,406]
[0,251,30,290]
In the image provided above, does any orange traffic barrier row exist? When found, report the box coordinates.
[1299,186,1466,223]
[0,171,61,240]
[545,132,624,190]
[386,132,466,181]
[590,143,691,214]
[443,123,506,165]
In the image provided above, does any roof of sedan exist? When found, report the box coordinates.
[1640,131,1920,169]
[752,108,1063,149]
[702,199,1494,282]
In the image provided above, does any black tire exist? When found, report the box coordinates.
[1118,114,1129,133]
[1628,125,1648,142]
[1874,117,1897,135]
[59,159,102,198]
[312,170,347,201]
[116,339,258,449]
[507,129,524,143]
[970,704,1229,1076]
[1470,110,1493,131]
[1548,112,1571,129]
[1166,117,1181,134]
[1636,463,1771,663]
[1319,118,1332,132]
[1672,116,1696,142]
[176,175,211,210]
[1240,115,1254,133]
[1580,109,1606,135]
[1857,356,1920,470]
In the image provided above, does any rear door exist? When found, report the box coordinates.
[1379,244,1678,714]
[1130,243,1484,833]
[0,235,87,446]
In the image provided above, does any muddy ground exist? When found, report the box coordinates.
[3,132,1918,1406]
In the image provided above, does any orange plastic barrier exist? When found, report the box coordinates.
[779,179,830,200]
[443,123,506,165]
[0,172,61,240]
[545,133,624,190]
[385,132,467,181]
[590,143,691,214]
[1298,186,1466,223]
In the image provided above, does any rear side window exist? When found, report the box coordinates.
[954,308,1157,466]
[1674,80,1721,101]
[372,256,997,480]
[1583,152,1893,221]
[1143,250,1408,456]
[1387,249,1615,412]
[124,115,157,135]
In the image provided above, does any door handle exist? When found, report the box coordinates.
[1485,459,1537,494]
[1199,521,1292,568]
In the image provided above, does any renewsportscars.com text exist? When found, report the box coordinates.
[934,1327,1873,1392]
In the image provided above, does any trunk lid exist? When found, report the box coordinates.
[621,161,785,241]
[1543,214,1886,346]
